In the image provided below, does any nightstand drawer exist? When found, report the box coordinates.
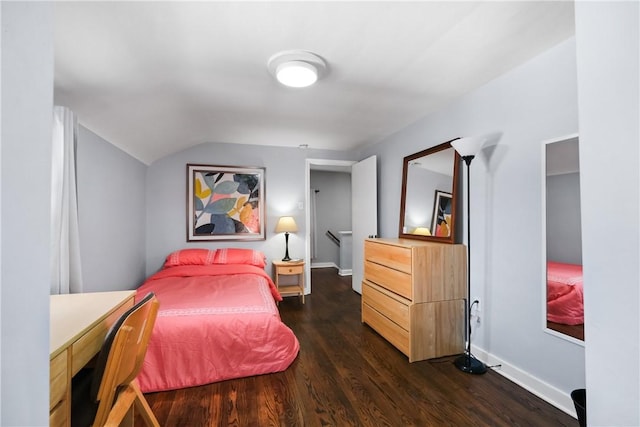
[280,265,303,275]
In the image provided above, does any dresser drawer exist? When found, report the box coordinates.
[50,349,67,410]
[365,261,412,300]
[362,303,410,356]
[362,281,410,330]
[365,241,412,274]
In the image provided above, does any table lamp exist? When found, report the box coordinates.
[275,216,298,261]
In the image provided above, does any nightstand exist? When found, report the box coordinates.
[272,260,305,304]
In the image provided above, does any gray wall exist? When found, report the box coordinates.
[360,37,584,403]
[575,2,639,425]
[310,170,351,266]
[546,172,582,265]
[76,126,148,292]
[145,143,355,277]
[0,3,53,425]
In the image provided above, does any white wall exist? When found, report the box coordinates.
[360,37,584,409]
[145,142,356,277]
[575,2,640,425]
[546,172,582,265]
[0,3,53,425]
[76,126,148,292]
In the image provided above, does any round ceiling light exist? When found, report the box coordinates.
[276,61,317,88]
[268,50,327,88]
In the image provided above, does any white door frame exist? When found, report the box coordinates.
[304,158,356,295]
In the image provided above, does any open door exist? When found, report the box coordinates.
[351,155,377,294]
[304,156,377,295]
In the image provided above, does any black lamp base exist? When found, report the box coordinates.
[454,352,487,375]
[282,232,291,261]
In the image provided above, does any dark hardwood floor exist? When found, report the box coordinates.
[547,321,584,341]
[139,268,577,426]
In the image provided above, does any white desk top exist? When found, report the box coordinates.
[50,290,136,358]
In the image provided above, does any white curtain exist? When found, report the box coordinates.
[310,189,318,259]
[50,106,83,294]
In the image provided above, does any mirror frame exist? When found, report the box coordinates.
[398,138,461,243]
[542,133,584,345]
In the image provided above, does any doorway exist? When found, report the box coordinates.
[305,159,355,294]
[304,156,377,295]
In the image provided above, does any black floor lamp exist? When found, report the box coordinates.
[450,136,488,375]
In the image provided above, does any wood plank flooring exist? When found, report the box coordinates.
[547,320,584,341]
[139,268,577,426]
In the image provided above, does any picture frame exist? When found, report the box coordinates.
[431,190,453,238]
[187,164,266,241]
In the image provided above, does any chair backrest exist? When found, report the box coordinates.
[91,292,159,426]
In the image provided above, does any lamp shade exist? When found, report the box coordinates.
[413,227,432,236]
[450,137,487,157]
[275,216,298,233]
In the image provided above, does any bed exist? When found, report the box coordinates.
[546,261,584,325]
[135,248,300,393]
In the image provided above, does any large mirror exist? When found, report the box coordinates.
[399,139,460,243]
[543,134,584,342]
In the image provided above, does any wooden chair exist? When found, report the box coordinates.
[72,292,160,427]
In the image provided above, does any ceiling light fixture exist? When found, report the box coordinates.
[268,50,327,88]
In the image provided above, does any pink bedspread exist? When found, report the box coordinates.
[135,264,299,392]
[547,261,584,325]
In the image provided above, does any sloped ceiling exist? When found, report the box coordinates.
[54,1,575,165]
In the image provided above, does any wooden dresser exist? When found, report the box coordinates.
[361,238,466,362]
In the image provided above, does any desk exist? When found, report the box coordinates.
[50,291,136,427]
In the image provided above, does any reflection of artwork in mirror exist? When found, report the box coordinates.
[431,190,452,237]
[544,135,583,342]
[399,140,460,243]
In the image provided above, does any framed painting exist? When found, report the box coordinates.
[187,164,266,241]
[431,190,453,238]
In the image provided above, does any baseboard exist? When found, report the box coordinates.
[471,344,577,419]
[311,262,337,269]
[338,268,352,276]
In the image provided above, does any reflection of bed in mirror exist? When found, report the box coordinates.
[547,261,584,339]
[544,134,583,341]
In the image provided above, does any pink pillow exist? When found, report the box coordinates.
[212,248,266,268]
[163,249,215,268]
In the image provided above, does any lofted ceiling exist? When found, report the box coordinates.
[54,1,575,165]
